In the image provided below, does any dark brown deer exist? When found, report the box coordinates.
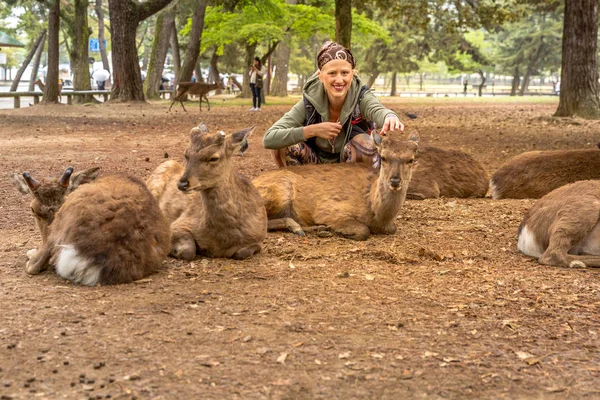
[168,81,225,112]
[252,133,419,240]
[490,146,600,199]
[146,123,267,260]
[11,167,171,285]
[518,180,600,268]
[407,146,488,199]
[35,79,62,102]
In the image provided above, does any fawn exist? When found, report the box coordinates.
[518,180,600,268]
[490,146,600,199]
[252,133,420,240]
[146,123,267,260]
[12,167,171,285]
[168,81,225,112]
[407,146,488,199]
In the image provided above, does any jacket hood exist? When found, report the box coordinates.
[302,71,364,123]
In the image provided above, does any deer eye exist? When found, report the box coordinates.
[209,157,220,162]
[407,159,416,164]
[380,156,387,162]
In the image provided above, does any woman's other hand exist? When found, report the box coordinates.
[303,122,342,141]
[380,114,404,136]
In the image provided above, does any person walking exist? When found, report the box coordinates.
[249,57,265,111]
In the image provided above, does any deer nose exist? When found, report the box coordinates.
[177,179,189,192]
[390,177,401,188]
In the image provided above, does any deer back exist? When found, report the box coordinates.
[408,146,488,199]
[146,160,191,223]
[491,148,600,199]
[48,174,171,284]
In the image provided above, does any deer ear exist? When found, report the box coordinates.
[69,167,100,191]
[198,122,209,133]
[407,131,419,144]
[230,126,255,147]
[11,173,30,194]
[372,133,383,152]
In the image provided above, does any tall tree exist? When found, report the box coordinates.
[44,0,60,104]
[335,0,352,48]
[10,30,46,91]
[29,30,46,91]
[95,0,111,72]
[145,9,175,99]
[178,0,209,83]
[63,0,95,103]
[554,0,600,118]
[108,0,173,102]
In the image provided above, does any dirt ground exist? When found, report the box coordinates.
[2,97,600,400]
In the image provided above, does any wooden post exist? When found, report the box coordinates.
[14,96,20,109]
[34,95,40,104]
[67,94,73,105]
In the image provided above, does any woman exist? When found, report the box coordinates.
[249,57,265,111]
[263,41,404,167]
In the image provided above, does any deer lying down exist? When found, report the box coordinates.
[252,133,419,240]
[490,147,600,199]
[407,146,488,199]
[12,167,171,285]
[146,123,267,260]
[518,180,600,268]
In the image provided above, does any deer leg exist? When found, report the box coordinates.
[26,244,52,275]
[169,227,197,260]
[168,100,176,112]
[331,219,371,241]
[539,214,600,267]
[268,218,305,236]
[205,95,210,111]
[232,244,262,260]
[180,100,187,112]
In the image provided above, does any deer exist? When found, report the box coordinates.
[490,146,600,199]
[517,180,600,268]
[11,167,171,285]
[168,81,225,112]
[34,79,62,102]
[406,146,488,199]
[146,123,267,260]
[251,132,420,240]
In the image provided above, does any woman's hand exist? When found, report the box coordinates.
[303,122,342,141]
[380,114,404,136]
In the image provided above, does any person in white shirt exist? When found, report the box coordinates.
[249,57,265,111]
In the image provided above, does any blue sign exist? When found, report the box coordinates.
[89,39,106,53]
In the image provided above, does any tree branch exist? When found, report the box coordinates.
[137,0,174,22]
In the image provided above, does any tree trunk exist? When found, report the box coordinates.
[145,10,174,99]
[96,0,110,72]
[44,0,60,104]
[170,22,181,86]
[271,40,290,96]
[390,71,397,96]
[510,66,519,96]
[178,0,208,83]
[418,72,424,91]
[71,0,95,103]
[109,0,173,102]
[335,0,352,48]
[241,43,257,98]
[519,41,545,96]
[29,32,46,92]
[209,49,222,93]
[10,31,46,92]
[555,0,600,118]
[477,69,486,97]
[195,62,204,83]
[366,72,379,89]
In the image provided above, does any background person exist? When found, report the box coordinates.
[263,41,403,168]
[249,57,265,111]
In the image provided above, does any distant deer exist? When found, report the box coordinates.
[490,146,600,199]
[34,79,62,102]
[518,180,600,268]
[11,167,170,285]
[407,146,488,199]
[168,81,225,112]
[146,123,267,260]
[252,133,420,240]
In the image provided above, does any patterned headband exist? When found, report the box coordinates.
[317,41,356,70]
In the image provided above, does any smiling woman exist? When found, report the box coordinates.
[263,41,404,168]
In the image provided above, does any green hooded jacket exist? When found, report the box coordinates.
[263,72,398,158]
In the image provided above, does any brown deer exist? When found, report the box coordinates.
[490,146,600,199]
[34,79,62,102]
[168,81,225,112]
[146,123,267,260]
[407,146,488,199]
[252,133,420,240]
[11,167,171,285]
[518,180,600,268]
